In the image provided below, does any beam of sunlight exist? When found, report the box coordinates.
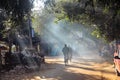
[37,17,101,59]
[14,32,40,69]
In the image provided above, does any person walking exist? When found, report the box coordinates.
[68,46,73,63]
[62,44,69,66]
[114,41,120,59]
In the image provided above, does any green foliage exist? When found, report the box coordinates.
[44,0,120,42]
[0,0,34,27]
[103,6,109,14]
[91,28,101,38]
[0,0,34,45]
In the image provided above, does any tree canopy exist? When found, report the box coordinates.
[44,0,120,42]
[0,0,34,41]
[0,0,34,52]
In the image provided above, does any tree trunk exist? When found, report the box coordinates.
[0,50,2,71]
[28,15,33,48]
[8,40,12,54]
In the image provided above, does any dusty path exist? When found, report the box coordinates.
[0,56,120,80]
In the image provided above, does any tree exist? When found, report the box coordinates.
[0,0,34,52]
[44,0,120,42]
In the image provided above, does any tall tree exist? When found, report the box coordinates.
[0,0,34,52]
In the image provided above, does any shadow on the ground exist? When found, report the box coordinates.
[74,57,114,64]
[40,62,109,80]
[66,64,115,74]
[0,59,114,80]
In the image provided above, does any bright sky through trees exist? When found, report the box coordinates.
[32,0,44,11]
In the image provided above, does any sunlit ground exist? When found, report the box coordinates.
[1,56,119,80]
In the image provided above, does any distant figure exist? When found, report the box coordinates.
[68,46,73,62]
[114,41,120,59]
[62,44,69,66]
[114,50,119,59]
[118,43,120,58]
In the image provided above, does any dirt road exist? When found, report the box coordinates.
[1,56,119,80]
